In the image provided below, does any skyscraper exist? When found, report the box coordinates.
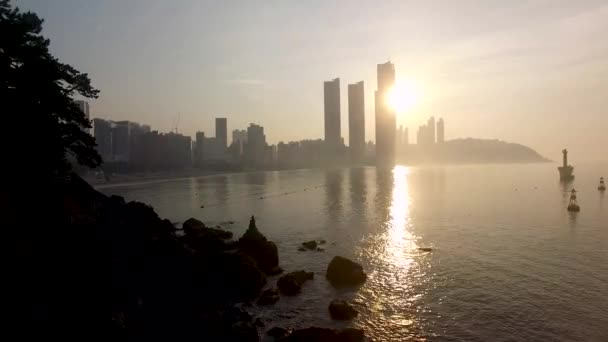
[348,81,365,162]
[215,117,227,149]
[75,100,90,120]
[195,131,205,167]
[93,118,112,161]
[437,118,445,143]
[375,61,396,165]
[245,123,267,167]
[324,78,341,150]
[428,116,436,144]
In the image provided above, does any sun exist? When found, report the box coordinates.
[386,80,420,114]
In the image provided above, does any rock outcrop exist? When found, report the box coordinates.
[277,270,314,296]
[326,256,367,287]
[267,326,291,339]
[328,299,358,320]
[302,240,317,250]
[282,327,364,342]
[257,288,280,305]
[239,216,279,273]
[181,217,234,251]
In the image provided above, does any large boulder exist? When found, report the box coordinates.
[182,217,206,235]
[277,271,314,296]
[283,327,364,342]
[238,216,279,273]
[328,299,358,320]
[257,288,280,305]
[326,256,367,287]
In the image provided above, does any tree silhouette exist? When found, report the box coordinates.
[1,0,100,178]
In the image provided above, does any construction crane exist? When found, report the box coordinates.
[171,113,181,133]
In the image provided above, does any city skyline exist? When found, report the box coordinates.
[19,0,608,161]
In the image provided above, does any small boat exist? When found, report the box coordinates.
[599,177,606,191]
[567,188,580,212]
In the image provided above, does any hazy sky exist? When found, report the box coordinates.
[18,0,608,161]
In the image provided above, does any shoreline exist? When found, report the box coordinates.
[89,160,555,189]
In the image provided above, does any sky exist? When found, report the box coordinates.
[18,0,608,161]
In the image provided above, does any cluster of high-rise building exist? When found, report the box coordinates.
[322,61,400,165]
[416,116,445,146]
[85,60,449,173]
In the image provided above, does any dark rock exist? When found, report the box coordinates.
[337,328,365,342]
[267,327,291,339]
[277,271,314,296]
[181,218,234,252]
[297,247,307,252]
[328,299,358,320]
[283,327,335,342]
[183,217,206,235]
[228,320,259,342]
[326,256,367,287]
[316,247,325,252]
[283,327,364,342]
[418,247,432,252]
[319,240,326,245]
[255,317,265,327]
[110,194,125,205]
[238,216,279,273]
[257,288,280,305]
[266,266,284,276]
[302,240,317,250]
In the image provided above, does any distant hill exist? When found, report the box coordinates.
[398,138,549,164]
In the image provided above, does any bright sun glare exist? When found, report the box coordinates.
[387,80,420,114]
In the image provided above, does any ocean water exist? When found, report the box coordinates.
[101,163,608,341]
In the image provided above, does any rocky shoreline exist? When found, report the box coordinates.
[56,175,367,340]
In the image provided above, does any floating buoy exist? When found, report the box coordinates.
[599,177,606,191]
[567,188,580,212]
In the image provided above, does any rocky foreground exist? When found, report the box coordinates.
[24,175,367,341]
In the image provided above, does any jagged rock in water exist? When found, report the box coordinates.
[297,247,307,252]
[283,327,364,342]
[182,217,206,235]
[302,240,317,250]
[277,270,314,296]
[328,299,358,320]
[337,328,365,342]
[181,217,234,252]
[214,306,260,341]
[326,256,367,287]
[256,288,280,305]
[238,216,279,273]
[267,326,291,339]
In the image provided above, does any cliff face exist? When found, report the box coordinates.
[397,138,549,164]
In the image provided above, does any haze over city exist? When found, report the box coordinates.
[19,0,608,161]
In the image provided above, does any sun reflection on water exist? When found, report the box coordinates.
[387,166,417,263]
[354,166,428,339]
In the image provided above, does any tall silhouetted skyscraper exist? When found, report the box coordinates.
[324,78,341,150]
[348,81,365,162]
[437,118,445,143]
[215,117,227,149]
[375,61,396,165]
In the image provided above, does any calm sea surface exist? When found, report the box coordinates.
[101,163,608,341]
